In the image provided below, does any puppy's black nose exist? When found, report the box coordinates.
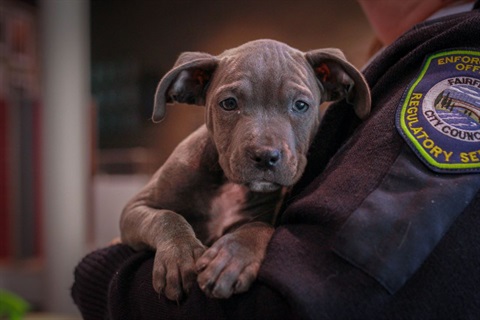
[249,147,281,169]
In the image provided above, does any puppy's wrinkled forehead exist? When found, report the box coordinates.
[215,40,313,90]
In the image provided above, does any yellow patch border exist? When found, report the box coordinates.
[399,49,480,171]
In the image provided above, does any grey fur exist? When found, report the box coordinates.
[121,39,371,301]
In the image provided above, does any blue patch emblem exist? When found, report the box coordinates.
[397,49,480,173]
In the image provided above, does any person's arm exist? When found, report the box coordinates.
[72,244,294,320]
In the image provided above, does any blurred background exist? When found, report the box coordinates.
[0,0,373,317]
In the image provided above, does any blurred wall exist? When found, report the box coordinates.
[91,0,373,68]
[41,0,90,314]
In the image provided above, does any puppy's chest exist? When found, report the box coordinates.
[205,183,279,245]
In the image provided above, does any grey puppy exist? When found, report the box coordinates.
[120,39,370,301]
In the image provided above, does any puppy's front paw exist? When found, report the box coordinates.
[153,237,205,302]
[196,223,274,299]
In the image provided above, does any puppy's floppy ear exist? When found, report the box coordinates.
[153,52,219,122]
[305,48,371,119]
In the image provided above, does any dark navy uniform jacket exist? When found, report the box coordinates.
[72,4,480,319]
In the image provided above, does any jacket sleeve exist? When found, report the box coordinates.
[71,244,294,320]
[259,9,480,319]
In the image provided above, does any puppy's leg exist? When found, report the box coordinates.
[121,205,206,302]
[120,126,218,301]
[196,222,274,299]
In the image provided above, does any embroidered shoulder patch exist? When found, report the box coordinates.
[397,49,480,173]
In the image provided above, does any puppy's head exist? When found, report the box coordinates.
[153,39,370,192]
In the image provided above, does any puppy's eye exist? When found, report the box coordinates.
[219,98,238,111]
[292,100,309,113]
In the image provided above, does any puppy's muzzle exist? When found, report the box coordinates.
[245,145,284,193]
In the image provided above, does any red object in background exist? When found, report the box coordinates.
[0,98,11,259]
